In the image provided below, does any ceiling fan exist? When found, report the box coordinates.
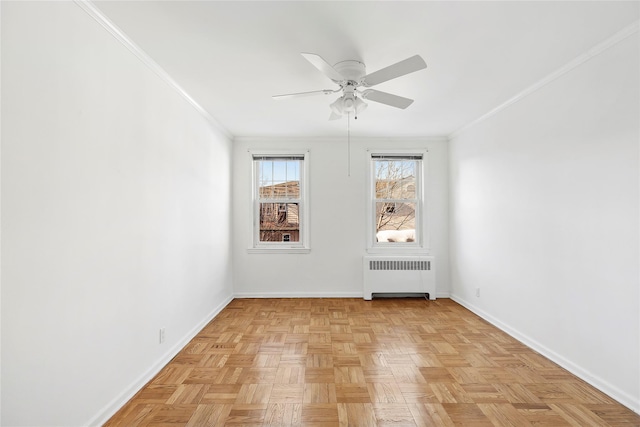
[273,53,427,120]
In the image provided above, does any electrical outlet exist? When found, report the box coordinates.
[159,328,165,344]
[475,288,480,297]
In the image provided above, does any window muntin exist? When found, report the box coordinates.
[371,154,423,247]
[253,154,306,249]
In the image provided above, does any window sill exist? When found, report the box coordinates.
[248,247,311,254]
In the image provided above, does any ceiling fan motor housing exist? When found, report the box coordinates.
[332,60,366,85]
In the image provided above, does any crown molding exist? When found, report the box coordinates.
[233,135,449,144]
[449,19,640,140]
[74,0,233,140]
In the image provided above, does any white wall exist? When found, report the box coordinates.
[449,33,639,411]
[233,137,449,297]
[1,2,233,425]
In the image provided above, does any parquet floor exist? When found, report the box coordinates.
[105,298,640,426]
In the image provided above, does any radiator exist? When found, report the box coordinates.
[363,256,436,300]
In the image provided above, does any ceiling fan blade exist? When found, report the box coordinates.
[272,89,336,100]
[362,89,414,109]
[301,53,345,82]
[362,55,427,87]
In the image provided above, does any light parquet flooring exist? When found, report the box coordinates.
[105,298,640,426]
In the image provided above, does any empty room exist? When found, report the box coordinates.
[1,1,639,426]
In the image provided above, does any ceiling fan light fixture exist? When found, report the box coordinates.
[343,97,355,111]
[330,94,368,117]
[330,97,344,115]
[354,96,368,115]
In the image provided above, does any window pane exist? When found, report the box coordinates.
[374,160,416,199]
[375,201,415,242]
[272,161,287,182]
[259,202,300,242]
[257,159,301,200]
[258,162,273,198]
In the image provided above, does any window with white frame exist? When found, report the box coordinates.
[252,153,308,251]
[368,152,425,250]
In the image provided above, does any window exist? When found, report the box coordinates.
[368,152,425,251]
[252,153,309,252]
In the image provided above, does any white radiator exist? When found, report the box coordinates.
[363,256,436,300]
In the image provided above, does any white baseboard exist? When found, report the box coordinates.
[85,293,234,426]
[235,291,450,300]
[234,291,363,298]
[450,293,640,415]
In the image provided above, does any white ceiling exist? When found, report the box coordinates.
[94,1,638,139]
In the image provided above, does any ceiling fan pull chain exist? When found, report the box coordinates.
[347,112,351,177]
